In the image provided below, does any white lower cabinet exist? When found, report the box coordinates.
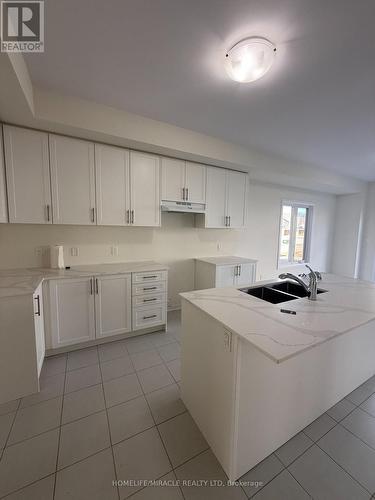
[95,274,131,338]
[49,277,96,348]
[132,270,167,331]
[217,263,256,287]
[48,269,167,349]
[33,283,45,376]
[195,257,257,290]
[132,305,166,331]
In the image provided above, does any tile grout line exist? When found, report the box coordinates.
[0,472,56,500]
[97,349,121,500]
[52,350,68,500]
[313,432,374,496]
[0,397,21,462]
[0,321,181,497]
[125,342,187,500]
[2,382,186,454]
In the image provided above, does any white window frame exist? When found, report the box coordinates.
[277,201,314,268]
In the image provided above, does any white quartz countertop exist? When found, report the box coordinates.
[0,261,168,299]
[180,274,375,364]
[195,256,258,265]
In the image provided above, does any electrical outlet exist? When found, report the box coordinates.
[110,245,119,257]
[70,247,79,257]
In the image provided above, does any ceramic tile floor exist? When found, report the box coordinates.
[1,310,375,499]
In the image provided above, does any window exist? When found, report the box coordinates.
[278,202,313,266]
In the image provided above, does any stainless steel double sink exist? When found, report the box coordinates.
[240,281,327,304]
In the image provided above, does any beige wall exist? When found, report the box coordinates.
[0,182,336,309]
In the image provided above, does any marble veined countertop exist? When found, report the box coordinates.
[180,274,375,363]
[0,261,168,299]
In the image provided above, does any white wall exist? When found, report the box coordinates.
[0,182,336,308]
[359,182,375,282]
[331,193,365,278]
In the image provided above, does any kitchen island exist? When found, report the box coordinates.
[180,274,375,480]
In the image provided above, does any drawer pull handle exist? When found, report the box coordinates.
[143,314,157,319]
[34,295,41,316]
[143,298,157,302]
[142,275,157,279]
[143,286,157,291]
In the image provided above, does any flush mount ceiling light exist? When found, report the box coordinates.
[225,37,276,83]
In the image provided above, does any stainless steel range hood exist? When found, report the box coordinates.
[161,200,206,214]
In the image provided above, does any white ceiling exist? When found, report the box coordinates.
[25,0,375,181]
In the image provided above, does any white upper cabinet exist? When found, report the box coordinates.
[0,128,8,223]
[4,126,51,224]
[49,135,96,225]
[185,162,206,203]
[130,151,160,227]
[161,157,206,203]
[161,157,185,202]
[204,167,227,228]
[95,144,130,226]
[201,167,247,229]
[226,170,247,229]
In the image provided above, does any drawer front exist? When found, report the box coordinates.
[132,305,166,330]
[133,293,165,307]
[132,281,167,296]
[132,270,167,284]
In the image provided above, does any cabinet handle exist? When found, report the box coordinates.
[186,187,189,200]
[90,278,93,295]
[91,208,95,223]
[238,265,241,276]
[131,210,134,224]
[143,297,157,302]
[46,204,50,222]
[34,295,41,316]
[228,216,231,227]
[143,314,157,320]
[224,216,228,226]
[143,275,157,279]
[126,209,130,224]
[95,278,99,294]
[182,187,185,200]
[143,286,157,291]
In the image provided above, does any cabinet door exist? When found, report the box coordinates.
[215,265,235,287]
[95,274,131,338]
[234,263,256,286]
[205,167,227,228]
[49,278,95,348]
[95,144,130,226]
[4,126,51,224]
[49,135,96,225]
[33,284,45,376]
[185,162,206,203]
[0,129,8,223]
[130,151,160,227]
[226,171,247,228]
[161,157,185,202]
